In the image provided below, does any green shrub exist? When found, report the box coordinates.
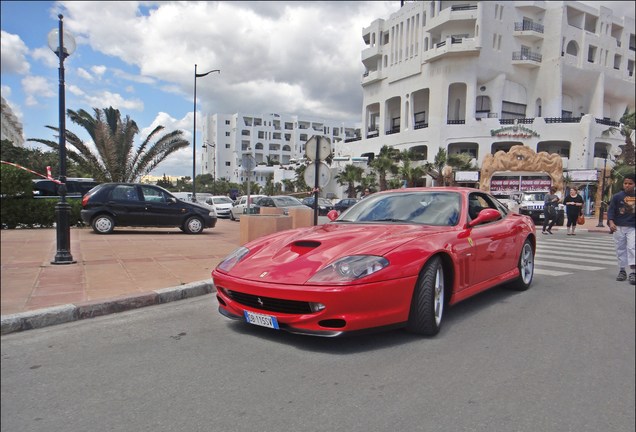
[0,198,85,229]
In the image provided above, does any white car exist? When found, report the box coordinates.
[205,195,234,218]
[230,195,266,221]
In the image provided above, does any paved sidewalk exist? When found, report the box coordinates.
[0,215,611,334]
[1,219,241,333]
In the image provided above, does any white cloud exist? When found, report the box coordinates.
[76,67,94,81]
[83,90,144,111]
[31,46,60,69]
[0,31,30,74]
[21,75,56,106]
[91,65,107,77]
[59,1,396,124]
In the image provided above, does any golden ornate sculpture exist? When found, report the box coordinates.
[480,145,563,192]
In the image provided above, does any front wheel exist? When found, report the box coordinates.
[92,214,115,234]
[183,216,204,234]
[406,256,445,336]
[507,239,534,291]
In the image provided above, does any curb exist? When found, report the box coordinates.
[1,280,216,335]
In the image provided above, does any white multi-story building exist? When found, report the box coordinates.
[1,96,25,147]
[338,0,634,183]
[201,112,358,188]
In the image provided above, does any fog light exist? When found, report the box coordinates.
[309,302,326,312]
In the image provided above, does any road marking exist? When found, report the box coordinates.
[534,260,604,271]
[534,268,572,276]
[536,253,616,266]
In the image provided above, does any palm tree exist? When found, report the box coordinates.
[29,107,189,183]
[335,164,364,198]
[399,153,427,187]
[370,145,399,191]
[423,148,448,186]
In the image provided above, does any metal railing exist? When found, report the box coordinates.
[514,22,544,33]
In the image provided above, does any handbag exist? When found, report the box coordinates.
[577,213,585,225]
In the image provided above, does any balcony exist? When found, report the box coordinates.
[427,3,478,33]
[595,118,621,127]
[512,51,542,68]
[513,22,544,42]
[362,69,383,85]
[423,37,479,63]
[362,44,382,64]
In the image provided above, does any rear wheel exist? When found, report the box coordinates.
[92,214,114,234]
[407,256,445,336]
[184,216,204,234]
[507,239,534,291]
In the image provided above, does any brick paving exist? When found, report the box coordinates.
[1,219,241,316]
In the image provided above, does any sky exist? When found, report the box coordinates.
[1,1,635,178]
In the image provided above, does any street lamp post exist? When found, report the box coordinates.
[192,65,219,202]
[48,14,76,265]
[596,154,608,227]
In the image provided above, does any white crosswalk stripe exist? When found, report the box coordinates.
[534,234,617,277]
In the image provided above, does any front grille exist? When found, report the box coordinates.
[225,289,313,314]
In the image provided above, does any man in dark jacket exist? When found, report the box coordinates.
[607,173,635,285]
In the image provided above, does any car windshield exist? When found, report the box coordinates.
[337,191,461,226]
[213,197,233,205]
[272,196,304,207]
[522,192,546,201]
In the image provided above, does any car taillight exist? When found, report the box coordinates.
[81,194,90,207]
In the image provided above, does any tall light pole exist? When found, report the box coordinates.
[596,153,608,227]
[48,14,76,265]
[192,65,219,202]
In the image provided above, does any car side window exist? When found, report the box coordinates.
[468,193,502,222]
[112,185,140,201]
[140,186,166,203]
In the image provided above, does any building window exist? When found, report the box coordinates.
[225,120,230,125]
[225,132,230,136]
[501,101,527,120]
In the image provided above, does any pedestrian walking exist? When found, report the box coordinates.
[563,187,584,235]
[607,173,636,285]
[542,186,560,234]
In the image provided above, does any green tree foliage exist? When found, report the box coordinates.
[0,163,34,197]
[370,145,399,191]
[1,139,86,178]
[29,107,189,182]
[156,174,174,189]
[335,164,364,198]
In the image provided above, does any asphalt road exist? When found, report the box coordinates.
[2,233,634,432]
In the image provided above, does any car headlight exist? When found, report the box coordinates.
[217,246,249,272]
[308,255,389,283]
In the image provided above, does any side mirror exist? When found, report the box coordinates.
[468,208,501,227]
[168,197,177,203]
[327,210,339,221]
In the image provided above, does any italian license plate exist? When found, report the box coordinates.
[244,310,279,329]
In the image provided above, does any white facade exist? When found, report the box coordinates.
[201,112,358,187]
[338,0,635,179]
[1,96,25,147]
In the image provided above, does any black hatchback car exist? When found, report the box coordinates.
[81,183,217,234]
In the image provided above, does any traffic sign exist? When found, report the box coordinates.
[305,136,332,161]
[304,162,331,188]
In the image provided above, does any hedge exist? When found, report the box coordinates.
[0,198,85,229]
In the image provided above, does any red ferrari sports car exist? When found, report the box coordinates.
[212,187,536,337]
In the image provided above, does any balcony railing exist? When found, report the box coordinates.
[414,121,429,129]
[447,120,465,125]
[544,117,582,123]
[595,118,621,127]
[499,118,534,125]
[451,4,477,11]
[514,22,544,33]
[512,51,542,62]
[385,127,400,135]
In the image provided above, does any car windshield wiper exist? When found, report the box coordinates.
[370,218,409,223]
